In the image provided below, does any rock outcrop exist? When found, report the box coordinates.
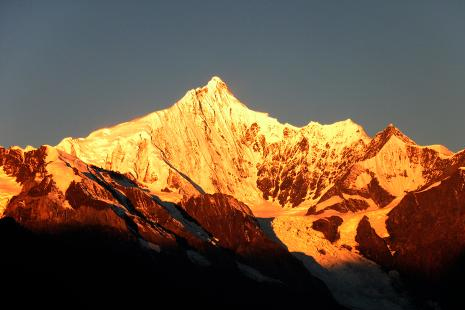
[311,216,343,243]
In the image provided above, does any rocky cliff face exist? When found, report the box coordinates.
[350,166,465,309]
[180,193,330,287]
[387,168,465,279]
[310,125,465,215]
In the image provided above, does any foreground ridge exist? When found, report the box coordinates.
[0,144,343,308]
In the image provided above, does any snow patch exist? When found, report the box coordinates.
[422,144,453,157]
[355,171,372,188]
[417,181,442,193]
[315,196,344,213]
[45,147,81,194]
[152,196,211,242]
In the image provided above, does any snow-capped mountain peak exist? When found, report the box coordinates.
[175,75,245,112]
[379,123,415,144]
[206,75,229,91]
[362,124,416,160]
[56,77,463,212]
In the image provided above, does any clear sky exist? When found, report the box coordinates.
[1,0,464,151]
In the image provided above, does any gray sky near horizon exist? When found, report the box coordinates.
[1,0,464,151]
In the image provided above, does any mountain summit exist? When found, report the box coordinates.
[206,75,229,91]
[176,76,244,112]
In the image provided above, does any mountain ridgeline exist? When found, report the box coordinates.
[1,76,465,309]
[56,77,465,212]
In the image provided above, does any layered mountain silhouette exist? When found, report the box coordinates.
[1,76,464,309]
[0,145,341,308]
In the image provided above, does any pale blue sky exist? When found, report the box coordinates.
[1,0,464,150]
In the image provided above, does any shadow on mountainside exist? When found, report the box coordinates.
[0,217,346,309]
[257,217,288,249]
[152,143,206,195]
[0,149,344,308]
[292,251,421,310]
[258,215,465,310]
[258,217,416,310]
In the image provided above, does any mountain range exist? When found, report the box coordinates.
[1,77,464,309]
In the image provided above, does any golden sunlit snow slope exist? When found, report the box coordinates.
[260,204,414,310]
[57,76,458,213]
[57,77,371,207]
